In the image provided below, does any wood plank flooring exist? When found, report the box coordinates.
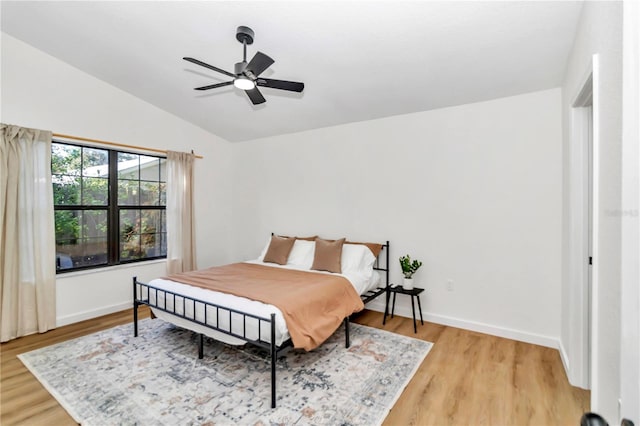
[1,307,589,425]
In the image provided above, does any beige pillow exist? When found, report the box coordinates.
[311,237,346,273]
[263,235,296,265]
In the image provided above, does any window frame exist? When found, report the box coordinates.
[53,140,167,274]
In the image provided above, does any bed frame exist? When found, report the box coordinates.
[132,240,389,408]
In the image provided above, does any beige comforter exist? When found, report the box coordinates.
[166,263,364,351]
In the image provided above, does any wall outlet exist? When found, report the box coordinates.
[447,279,454,291]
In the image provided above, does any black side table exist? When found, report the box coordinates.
[383,285,424,333]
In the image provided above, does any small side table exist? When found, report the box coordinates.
[383,285,424,333]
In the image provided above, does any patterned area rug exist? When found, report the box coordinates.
[19,318,432,425]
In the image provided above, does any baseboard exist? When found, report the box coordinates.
[364,298,560,349]
[58,298,561,350]
[56,302,131,327]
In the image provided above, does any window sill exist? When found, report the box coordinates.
[55,258,166,279]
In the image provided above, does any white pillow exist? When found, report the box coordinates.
[258,238,315,269]
[341,243,376,274]
[286,240,315,268]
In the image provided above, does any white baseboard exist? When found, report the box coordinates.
[56,302,131,327]
[57,298,561,350]
[365,299,560,349]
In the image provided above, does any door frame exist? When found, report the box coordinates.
[567,54,600,392]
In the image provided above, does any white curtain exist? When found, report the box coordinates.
[0,124,56,342]
[166,150,196,274]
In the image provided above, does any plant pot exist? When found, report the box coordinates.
[402,278,414,290]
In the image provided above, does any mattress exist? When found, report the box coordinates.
[146,260,381,347]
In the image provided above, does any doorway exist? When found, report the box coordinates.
[568,55,599,393]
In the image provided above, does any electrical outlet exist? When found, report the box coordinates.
[447,279,454,291]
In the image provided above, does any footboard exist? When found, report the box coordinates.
[133,278,286,347]
[132,277,350,408]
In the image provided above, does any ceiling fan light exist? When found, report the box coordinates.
[233,77,255,90]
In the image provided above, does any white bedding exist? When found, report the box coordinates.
[147,260,381,347]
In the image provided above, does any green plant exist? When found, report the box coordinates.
[399,254,422,279]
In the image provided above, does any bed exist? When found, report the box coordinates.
[132,237,389,408]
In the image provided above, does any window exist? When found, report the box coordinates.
[52,142,166,272]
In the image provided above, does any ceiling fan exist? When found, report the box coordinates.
[183,26,305,105]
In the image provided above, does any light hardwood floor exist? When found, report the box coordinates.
[1,307,589,425]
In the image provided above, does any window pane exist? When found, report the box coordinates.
[120,209,139,236]
[159,183,166,206]
[81,210,108,238]
[160,232,167,256]
[53,176,80,205]
[141,233,162,257]
[55,210,80,242]
[140,181,159,206]
[82,148,109,177]
[56,237,107,271]
[141,209,161,234]
[120,234,141,261]
[119,209,165,261]
[118,179,139,205]
[55,209,107,271]
[52,143,80,176]
[120,209,140,261]
[159,158,166,182]
[82,177,108,205]
[140,156,160,181]
[118,152,139,179]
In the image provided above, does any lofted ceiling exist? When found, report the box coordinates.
[1,1,583,142]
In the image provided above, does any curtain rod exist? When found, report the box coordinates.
[52,132,204,159]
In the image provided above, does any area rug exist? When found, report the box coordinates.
[18,318,432,425]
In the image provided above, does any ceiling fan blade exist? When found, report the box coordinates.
[183,57,236,78]
[245,51,274,77]
[256,78,305,93]
[245,87,266,105]
[194,81,234,91]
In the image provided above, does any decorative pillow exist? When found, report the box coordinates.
[258,235,319,261]
[262,235,296,265]
[311,237,346,273]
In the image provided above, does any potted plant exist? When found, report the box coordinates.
[399,254,422,290]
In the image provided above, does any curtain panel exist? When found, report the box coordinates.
[0,124,56,342]
[166,150,196,274]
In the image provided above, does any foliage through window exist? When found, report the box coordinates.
[53,142,166,272]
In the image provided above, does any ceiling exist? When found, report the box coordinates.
[1,1,583,142]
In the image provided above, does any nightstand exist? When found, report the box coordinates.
[383,285,424,333]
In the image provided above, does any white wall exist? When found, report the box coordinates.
[1,34,234,326]
[1,29,569,367]
[620,0,640,422]
[231,89,563,347]
[561,1,623,421]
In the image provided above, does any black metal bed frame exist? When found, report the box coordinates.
[132,240,389,408]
